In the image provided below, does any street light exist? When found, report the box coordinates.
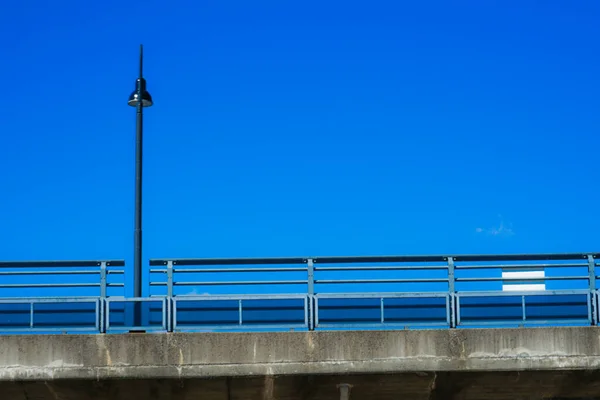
[128,44,153,328]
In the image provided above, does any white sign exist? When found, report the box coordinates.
[502,269,546,291]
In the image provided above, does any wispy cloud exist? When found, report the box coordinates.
[183,289,210,296]
[476,215,514,237]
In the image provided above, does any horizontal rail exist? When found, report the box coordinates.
[452,253,598,262]
[151,280,308,286]
[0,283,101,288]
[315,254,597,263]
[0,260,125,268]
[151,253,599,266]
[456,289,590,297]
[150,266,451,273]
[150,267,307,273]
[314,265,448,271]
[0,327,100,333]
[171,324,309,332]
[0,283,124,288]
[0,270,125,276]
[456,263,588,269]
[456,276,589,282]
[314,292,450,299]
[174,294,308,300]
[456,319,592,327]
[0,270,124,276]
[316,278,448,284]
[313,322,449,329]
[0,297,101,303]
[150,258,308,266]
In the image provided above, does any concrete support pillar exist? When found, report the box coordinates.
[337,383,352,400]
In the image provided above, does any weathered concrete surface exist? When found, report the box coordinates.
[1,327,600,381]
[3,372,600,400]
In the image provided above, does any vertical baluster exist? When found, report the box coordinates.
[455,295,461,326]
[307,258,315,330]
[167,261,174,298]
[303,296,309,328]
[100,262,107,298]
[588,255,597,325]
[314,297,320,329]
[100,262,107,333]
[167,261,174,332]
[307,258,314,295]
[447,257,456,328]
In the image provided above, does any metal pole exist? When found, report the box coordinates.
[133,44,144,327]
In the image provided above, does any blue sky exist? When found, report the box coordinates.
[1,0,599,266]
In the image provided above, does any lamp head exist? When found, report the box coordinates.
[128,78,153,107]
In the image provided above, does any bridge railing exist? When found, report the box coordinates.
[149,257,310,331]
[453,254,597,327]
[0,260,125,333]
[310,256,452,330]
[0,253,598,333]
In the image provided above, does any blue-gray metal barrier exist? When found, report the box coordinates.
[453,254,597,328]
[149,257,310,332]
[0,253,598,333]
[105,297,169,332]
[310,255,452,329]
[0,260,125,333]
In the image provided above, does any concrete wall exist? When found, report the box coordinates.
[5,371,600,400]
[1,327,600,381]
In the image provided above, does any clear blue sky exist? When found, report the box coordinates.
[1,0,599,265]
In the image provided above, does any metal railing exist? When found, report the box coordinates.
[0,253,598,333]
[453,254,596,327]
[0,260,125,333]
[149,257,310,331]
[309,255,451,329]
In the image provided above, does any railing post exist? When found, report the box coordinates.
[447,257,456,328]
[167,261,174,332]
[306,258,315,331]
[307,258,315,295]
[100,261,107,333]
[587,255,597,325]
[100,262,107,298]
[167,261,174,298]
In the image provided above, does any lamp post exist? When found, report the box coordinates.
[128,44,153,328]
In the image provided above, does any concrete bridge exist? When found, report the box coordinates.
[3,327,600,400]
[2,254,600,399]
